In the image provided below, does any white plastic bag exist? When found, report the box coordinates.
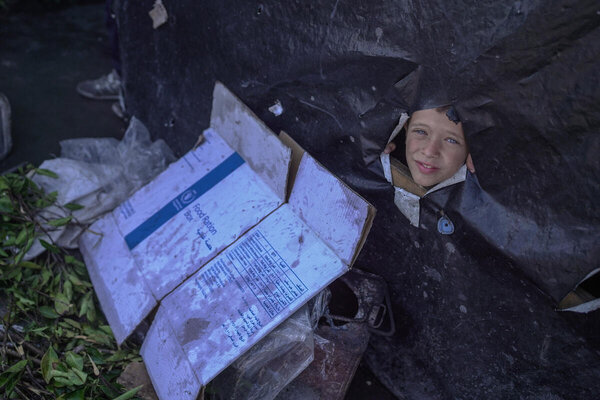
[26,117,175,258]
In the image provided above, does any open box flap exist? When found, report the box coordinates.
[288,153,376,266]
[79,214,156,344]
[210,82,291,202]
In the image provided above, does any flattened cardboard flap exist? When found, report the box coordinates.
[210,82,291,202]
[288,153,375,266]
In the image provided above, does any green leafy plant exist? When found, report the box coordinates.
[0,165,142,399]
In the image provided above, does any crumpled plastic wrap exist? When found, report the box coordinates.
[26,117,175,258]
[209,305,315,400]
[117,0,600,397]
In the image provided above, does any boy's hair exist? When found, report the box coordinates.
[431,105,461,124]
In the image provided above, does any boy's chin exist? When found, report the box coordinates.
[411,172,444,188]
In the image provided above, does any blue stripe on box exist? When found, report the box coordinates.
[124,152,245,250]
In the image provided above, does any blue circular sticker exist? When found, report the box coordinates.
[437,215,454,235]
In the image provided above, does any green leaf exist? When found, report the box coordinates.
[67,273,91,289]
[54,292,72,316]
[85,300,96,323]
[0,177,9,191]
[15,227,28,246]
[65,352,84,371]
[65,255,85,268]
[0,359,28,393]
[64,280,73,302]
[39,305,59,319]
[12,291,34,306]
[99,384,119,398]
[85,347,105,365]
[112,385,143,400]
[41,346,59,383]
[63,318,81,330]
[63,388,85,400]
[78,292,91,318]
[105,350,129,363]
[24,236,35,253]
[47,191,59,202]
[13,249,25,266]
[70,368,87,385]
[51,367,87,387]
[40,239,60,254]
[99,325,113,335]
[0,359,28,376]
[40,268,52,286]
[35,168,59,178]
[48,216,73,227]
[64,203,84,211]
[18,261,42,270]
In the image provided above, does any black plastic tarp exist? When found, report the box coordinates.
[117,0,600,397]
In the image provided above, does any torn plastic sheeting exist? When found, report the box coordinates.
[211,305,314,400]
[118,0,600,302]
[116,0,600,398]
[26,117,174,259]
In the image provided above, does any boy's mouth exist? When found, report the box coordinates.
[415,160,439,174]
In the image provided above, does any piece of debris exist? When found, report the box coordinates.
[193,132,205,149]
[268,100,284,116]
[149,0,168,29]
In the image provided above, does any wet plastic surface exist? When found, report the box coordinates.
[117,0,600,397]
[28,117,174,258]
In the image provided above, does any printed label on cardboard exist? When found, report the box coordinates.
[143,204,348,388]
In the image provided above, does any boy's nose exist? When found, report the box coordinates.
[422,140,441,157]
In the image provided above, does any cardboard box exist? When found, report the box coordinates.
[79,82,375,399]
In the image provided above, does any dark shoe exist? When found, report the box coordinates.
[76,70,121,100]
[0,93,11,161]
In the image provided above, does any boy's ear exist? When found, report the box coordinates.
[466,153,476,174]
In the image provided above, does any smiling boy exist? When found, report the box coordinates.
[384,107,475,188]
[380,106,475,228]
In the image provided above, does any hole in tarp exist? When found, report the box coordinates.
[579,273,600,298]
[559,269,600,311]
[321,278,359,326]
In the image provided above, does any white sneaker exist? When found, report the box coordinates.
[76,70,121,100]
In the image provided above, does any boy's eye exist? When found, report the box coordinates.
[445,137,460,145]
[413,129,427,135]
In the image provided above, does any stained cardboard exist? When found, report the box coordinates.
[79,82,375,399]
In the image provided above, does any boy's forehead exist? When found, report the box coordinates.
[406,109,465,139]
[409,109,464,133]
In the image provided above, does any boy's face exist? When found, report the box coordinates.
[405,108,468,187]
